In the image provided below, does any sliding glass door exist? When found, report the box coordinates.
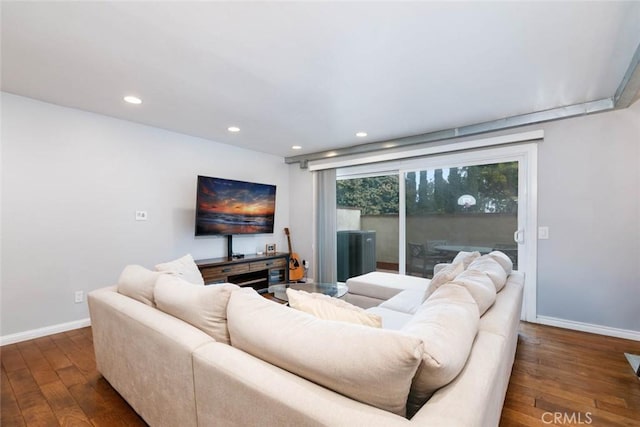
[335,142,537,320]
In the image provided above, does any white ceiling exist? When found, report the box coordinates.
[2,1,639,158]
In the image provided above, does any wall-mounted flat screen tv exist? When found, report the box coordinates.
[195,175,276,236]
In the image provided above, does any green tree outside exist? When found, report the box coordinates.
[336,175,399,215]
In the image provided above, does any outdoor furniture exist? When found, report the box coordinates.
[433,244,494,257]
[426,239,448,254]
[407,242,448,278]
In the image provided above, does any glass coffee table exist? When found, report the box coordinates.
[267,282,348,303]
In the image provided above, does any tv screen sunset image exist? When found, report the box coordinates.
[195,176,276,235]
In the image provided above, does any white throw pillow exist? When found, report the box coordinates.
[451,251,481,269]
[450,269,497,315]
[154,275,238,344]
[155,253,204,285]
[467,255,508,292]
[489,250,514,275]
[117,264,162,306]
[286,288,382,328]
[227,288,423,416]
[401,283,480,416]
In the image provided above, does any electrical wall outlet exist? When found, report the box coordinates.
[135,211,148,221]
[74,290,84,303]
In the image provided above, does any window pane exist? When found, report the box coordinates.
[405,162,518,277]
[336,175,399,280]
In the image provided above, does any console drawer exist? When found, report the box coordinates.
[201,263,249,281]
[250,258,286,271]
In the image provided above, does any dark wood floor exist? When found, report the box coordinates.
[2,322,639,426]
[1,328,145,426]
[501,322,640,426]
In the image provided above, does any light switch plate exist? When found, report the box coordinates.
[135,211,148,221]
[538,226,549,239]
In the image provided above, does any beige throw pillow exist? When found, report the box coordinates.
[154,275,238,344]
[155,253,205,286]
[450,269,497,315]
[401,283,480,416]
[286,288,382,328]
[227,288,423,416]
[117,264,162,306]
[467,255,508,292]
[451,251,481,269]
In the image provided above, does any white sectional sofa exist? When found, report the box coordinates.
[88,251,523,427]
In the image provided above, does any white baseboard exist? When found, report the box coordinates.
[535,315,640,342]
[0,318,91,346]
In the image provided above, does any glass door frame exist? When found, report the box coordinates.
[337,142,538,322]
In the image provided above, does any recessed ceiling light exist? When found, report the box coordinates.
[123,95,142,105]
[292,145,302,150]
[356,131,368,137]
[228,126,240,132]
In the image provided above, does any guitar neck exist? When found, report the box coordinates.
[286,234,293,254]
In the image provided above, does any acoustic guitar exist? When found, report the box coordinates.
[284,227,304,282]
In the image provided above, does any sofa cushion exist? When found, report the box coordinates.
[154,275,238,344]
[378,289,428,315]
[346,271,431,301]
[467,255,508,292]
[401,283,480,415]
[489,250,514,275]
[227,288,423,416]
[450,269,497,315]
[432,263,449,276]
[155,253,205,286]
[365,306,414,330]
[343,293,385,310]
[428,262,464,291]
[117,264,163,306]
[286,288,382,328]
[451,251,481,268]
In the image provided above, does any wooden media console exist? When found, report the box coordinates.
[195,253,289,292]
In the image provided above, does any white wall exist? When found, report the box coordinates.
[536,101,640,333]
[337,208,361,231]
[289,101,640,335]
[1,93,290,338]
[287,164,315,280]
